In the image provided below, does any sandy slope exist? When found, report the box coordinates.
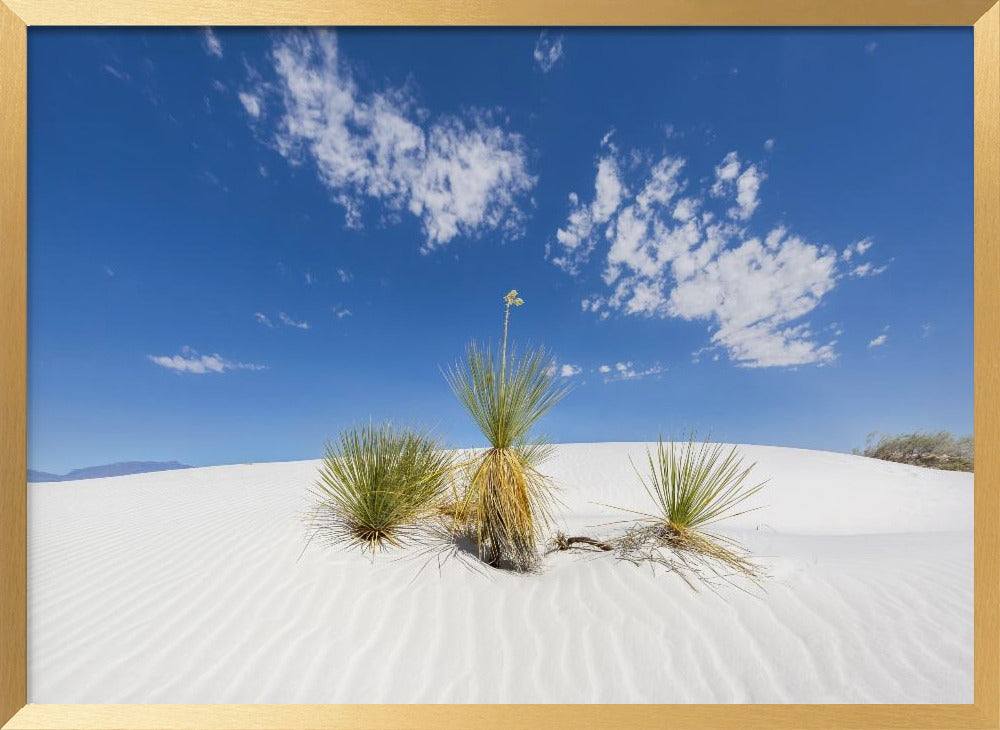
[28,443,973,703]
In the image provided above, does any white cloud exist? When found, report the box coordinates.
[304,272,313,285]
[103,65,130,83]
[841,238,888,277]
[866,41,879,55]
[257,311,311,329]
[842,237,874,262]
[278,312,310,329]
[103,265,115,277]
[332,305,352,319]
[868,325,890,348]
[202,28,223,59]
[732,165,764,220]
[599,361,666,382]
[552,152,626,274]
[711,152,764,220]
[559,363,582,377]
[244,31,535,251]
[148,347,266,374]
[764,138,775,151]
[238,91,262,119]
[673,197,699,222]
[202,170,226,190]
[533,32,565,73]
[336,267,353,283]
[850,261,888,278]
[552,137,883,368]
[711,151,741,192]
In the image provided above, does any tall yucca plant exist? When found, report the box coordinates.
[445,290,569,570]
[312,422,454,553]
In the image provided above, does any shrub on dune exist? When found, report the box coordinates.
[445,289,568,571]
[855,430,973,471]
[311,422,454,553]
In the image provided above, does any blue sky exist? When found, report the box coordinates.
[28,27,972,473]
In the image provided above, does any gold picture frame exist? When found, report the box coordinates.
[1,1,997,727]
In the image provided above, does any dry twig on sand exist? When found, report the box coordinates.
[547,532,613,553]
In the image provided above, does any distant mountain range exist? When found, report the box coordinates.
[28,461,192,483]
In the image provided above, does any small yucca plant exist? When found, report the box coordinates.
[614,434,766,582]
[445,290,568,571]
[311,422,454,553]
[638,434,764,535]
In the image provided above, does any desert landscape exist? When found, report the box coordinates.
[29,442,972,703]
[28,27,974,706]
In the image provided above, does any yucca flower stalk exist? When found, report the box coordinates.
[445,289,568,570]
[311,422,455,554]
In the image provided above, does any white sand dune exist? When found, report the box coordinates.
[28,443,973,703]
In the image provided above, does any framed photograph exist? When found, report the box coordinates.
[2,1,998,728]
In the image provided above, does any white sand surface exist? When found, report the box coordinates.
[28,443,973,703]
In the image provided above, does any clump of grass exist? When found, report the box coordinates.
[854,430,973,472]
[445,289,569,571]
[310,422,455,554]
[610,434,766,585]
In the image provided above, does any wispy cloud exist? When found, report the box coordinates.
[865,41,879,55]
[850,261,888,278]
[201,170,228,192]
[868,325,890,349]
[256,311,311,329]
[103,64,131,83]
[710,151,764,221]
[549,136,625,275]
[332,304,352,319]
[548,362,582,377]
[278,312,310,329]
[842,237,873,262]
[202,28,224,59]
[599,361,666,383]
[842,238,889,277]
[238,91,262,119]
[239,30,535,251]
[551,134,885,368]
[533,32,565,73]
[103,265,115,278]
[336,267,353,283]
[148,347,266,374]
[764,138,775,151]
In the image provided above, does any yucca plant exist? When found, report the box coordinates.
[311,422,455,554]
[638,434,764,534]
[614,434,766,582]
[445,289,569,571]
